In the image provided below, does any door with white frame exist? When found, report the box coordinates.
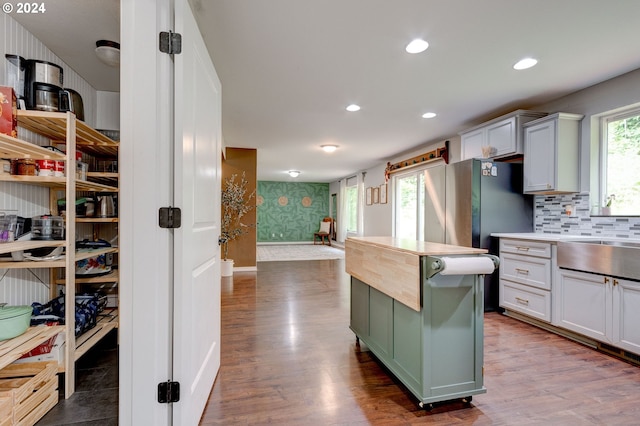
[120,0,221,424]
[173,0,222,423]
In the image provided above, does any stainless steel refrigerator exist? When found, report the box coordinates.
[424,158,533,311]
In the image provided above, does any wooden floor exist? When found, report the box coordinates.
[200,259,640,425]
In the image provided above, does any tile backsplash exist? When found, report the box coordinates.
[535,193,640,238]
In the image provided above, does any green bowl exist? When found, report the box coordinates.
[0,305,32,341]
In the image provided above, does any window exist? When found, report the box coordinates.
[346,177,358,233]
[601,107,640,215]
[393,170,425,239]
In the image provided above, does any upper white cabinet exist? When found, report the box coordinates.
[523,112,584,194]
[460,110,547,160]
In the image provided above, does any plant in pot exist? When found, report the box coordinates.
[220,172,255,276]
[602,194,615,215]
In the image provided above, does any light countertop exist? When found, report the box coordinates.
[491,232,640,244]
[347,236,487,256]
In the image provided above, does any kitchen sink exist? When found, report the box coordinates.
[557,239,640,280]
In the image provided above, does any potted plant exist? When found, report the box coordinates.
[602,194,615,215]
[220,172,255,276]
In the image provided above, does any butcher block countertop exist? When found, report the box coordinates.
[346,237,487,256]
[345,237,487,311]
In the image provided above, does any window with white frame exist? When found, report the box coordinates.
[393,169,425,239]
[600,106,640,215]
[345,176,358,233]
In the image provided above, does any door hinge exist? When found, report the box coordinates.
[158,381,180,403]
[159,207,182,229]
[159,31,182,55]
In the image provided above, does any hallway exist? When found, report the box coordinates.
[201,259,640,425]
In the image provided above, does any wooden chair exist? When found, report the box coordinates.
[313,217,333,246]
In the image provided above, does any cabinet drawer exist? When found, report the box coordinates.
[500,279,551,322]
[500,253,551,290]
[500,239,551,258]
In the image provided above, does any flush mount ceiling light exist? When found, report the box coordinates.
[422,112,437,119]
[288,170,300,178]
[95,40,120,67]
[345,104,361,112]
[513,57,538,70]
[405,39,429,54]
[321,144,338,153]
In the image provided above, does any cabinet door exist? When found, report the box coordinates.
[486,117,516,157]
[350,277,370,338]
[368,287,393,358]
[554,269,611,342]
[524,120,556,192]
[613,278,640,355]
[461,128,484,160]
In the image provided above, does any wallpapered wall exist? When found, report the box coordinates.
[257,181,329,242]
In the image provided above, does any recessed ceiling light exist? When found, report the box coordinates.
[288,170,300,178]
[513,57,538,70]
[321,145,338,153]
[346,104,361,112]
[405,39,429,54]
[422,112,437,119]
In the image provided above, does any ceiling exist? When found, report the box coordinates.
[13,0,640,182]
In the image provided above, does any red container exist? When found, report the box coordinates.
[54,160,65,177]
[38,159,55,176]
[0,86,18,138]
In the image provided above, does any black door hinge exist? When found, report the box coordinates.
[159,207,182,229]
[158,381,180,403]
[159,31,182,54]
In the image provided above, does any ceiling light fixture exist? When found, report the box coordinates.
[95,40,120,67]
[321,144,338,153]
[288,170,300,178]
[405,39,429,54]
[346,104,361,112]
[513,57,538,70]
[422,112,437,119]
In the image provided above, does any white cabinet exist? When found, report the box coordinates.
[555,269,640,355]
[612,278,640,354]
[499,238,553,322]
[554,269,610,341]
[460,110,546,160]
[523,112,584,194]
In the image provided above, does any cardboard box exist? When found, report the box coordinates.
[14,333,66,367]
[0,87,17,139]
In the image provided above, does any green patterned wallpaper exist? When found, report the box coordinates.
[257,181,330,242]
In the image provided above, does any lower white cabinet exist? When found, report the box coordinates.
[553,269,611,342]
[554,268,640,355]
[613,278,640,354]
[499,238,553,322]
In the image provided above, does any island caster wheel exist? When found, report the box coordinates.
[461,396,472,406]
[355,336,360,346]
[418,401,434,411]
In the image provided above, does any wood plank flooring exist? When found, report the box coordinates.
[200,259,640,425]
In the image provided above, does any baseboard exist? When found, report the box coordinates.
[234,266,257,272]
[257,242,313,246]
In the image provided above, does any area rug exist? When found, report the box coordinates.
[257,244,345,262]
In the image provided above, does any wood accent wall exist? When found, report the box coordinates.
[222,148,257,267]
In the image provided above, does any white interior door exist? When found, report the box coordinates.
[173,0,222,423]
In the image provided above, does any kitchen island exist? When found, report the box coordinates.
[345,237,498,408]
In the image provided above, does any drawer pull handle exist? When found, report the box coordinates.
[515,297,529,306]
[515,268,530,275]
[516,246,530,251]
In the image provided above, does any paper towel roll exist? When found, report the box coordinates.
[438,256,496,276]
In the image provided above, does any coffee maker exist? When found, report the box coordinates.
[23,59,66,111]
